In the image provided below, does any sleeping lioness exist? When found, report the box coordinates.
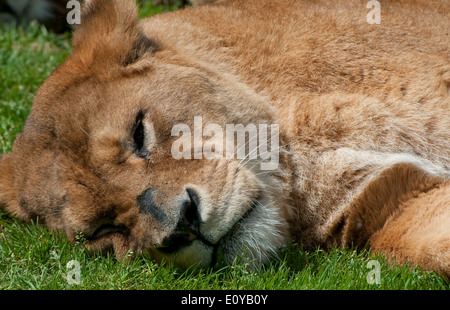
[0,0,449,277]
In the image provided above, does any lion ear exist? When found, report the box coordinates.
[71,0,157,72]
[0,154,28,221]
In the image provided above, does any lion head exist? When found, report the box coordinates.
[0,0,293,268]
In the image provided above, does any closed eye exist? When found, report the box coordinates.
[133,112,150,159]
[89,224,125,240]
[134,118,145,150]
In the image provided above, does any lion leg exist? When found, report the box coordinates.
[369,182,450,278]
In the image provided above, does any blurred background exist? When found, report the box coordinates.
[0,0,188,33]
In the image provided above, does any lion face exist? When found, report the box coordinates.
[0,0,292,268]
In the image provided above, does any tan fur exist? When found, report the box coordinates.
[0,0,448,276]
[370,182,450,278]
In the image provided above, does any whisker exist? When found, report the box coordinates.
[227,132,259,165]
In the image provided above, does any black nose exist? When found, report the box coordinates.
[183,188,201,228]
[159,188,201,253]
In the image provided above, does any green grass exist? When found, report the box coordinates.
[0,22,71,154]
[0,2,449,290]
[1,212,448,290]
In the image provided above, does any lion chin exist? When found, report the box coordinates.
[0,0,449,278]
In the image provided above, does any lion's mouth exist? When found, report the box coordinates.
[151,198,260,267]
[234,200,259,226]
[157,230,215,254]
[217,200,259,242]
[87,191,263,267]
